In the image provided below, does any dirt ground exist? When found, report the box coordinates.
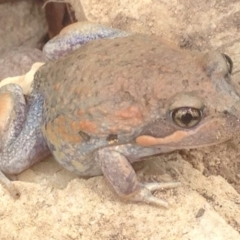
[1,0,240,239]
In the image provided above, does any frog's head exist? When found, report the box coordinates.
[136,51,240,150]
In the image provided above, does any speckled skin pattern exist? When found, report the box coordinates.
[0,85,49,181]
[1,23,240,206]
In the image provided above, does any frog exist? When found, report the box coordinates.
[1,22,240,207]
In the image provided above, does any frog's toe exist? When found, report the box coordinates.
[142,182,181,191]
[131,182,181,208]
[0,171,20,199]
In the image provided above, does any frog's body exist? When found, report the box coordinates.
[1,22,240,206]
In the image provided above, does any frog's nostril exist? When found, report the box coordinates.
[224,107,240,120]
[223,110,229,115]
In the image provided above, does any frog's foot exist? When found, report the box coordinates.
[95,149,181,208]
[131,182,181,208]
[43,21,131,60]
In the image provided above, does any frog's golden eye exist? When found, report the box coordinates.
[222,53,233,74]
[170,107,202,128]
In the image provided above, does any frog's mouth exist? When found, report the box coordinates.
[135,115,240,149]
[135,130,228,150]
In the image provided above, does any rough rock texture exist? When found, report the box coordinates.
[0,0,46,54]
[1,0,240,239]
[0,48,44,79]
[1,154,240,239]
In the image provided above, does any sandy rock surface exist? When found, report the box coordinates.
[1,0,240,239]
[1,155,240,239]
[0,0,46,54]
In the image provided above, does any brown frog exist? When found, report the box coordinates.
[1,22,240,207]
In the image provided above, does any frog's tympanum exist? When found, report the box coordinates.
[1,22,240,207]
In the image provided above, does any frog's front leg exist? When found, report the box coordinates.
[0,85,50,198]
[94,147,180,208]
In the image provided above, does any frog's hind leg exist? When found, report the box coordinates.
[0,84,50,198]
[0,84,27,198]
[43,21,132,60]
[95,148,181,208]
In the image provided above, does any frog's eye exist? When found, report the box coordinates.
[221,53,233,74]
[170,107,202,128]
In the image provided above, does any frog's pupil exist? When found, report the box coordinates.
[181,112,193,125]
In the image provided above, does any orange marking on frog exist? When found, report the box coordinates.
[136,131,189,146]
[114,106,143,127]
[53,83,61,91]
[115,106,142,119]
[45,116,83,144]
[0,93,13,130]
[78,120,97,133]
[74,109,85,117]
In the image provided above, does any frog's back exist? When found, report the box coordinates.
[35,34,206,138]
